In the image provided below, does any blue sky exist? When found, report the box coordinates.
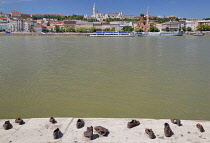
[0,0,210,19]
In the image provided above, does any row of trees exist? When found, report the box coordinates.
[32,14,85,21]
[49,25,160,33]
[161,26,192,32]
[150,17,187,23]
[50,26,118,33]
[44,25,210,33]
[53,26,97,33]
[197,24,210,31]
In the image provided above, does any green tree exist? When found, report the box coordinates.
[182,26,186,31]
[104,28,110,31]
[70,14,84,20]
[187,27,192,31]
[66,27,75,32]
[165,27,170,32]
[110,27,115,31]
[55,25,60,32]
[122,26,133,32]
[60,27,64,32]
[140,14,144,17]
[89,27,96,32]
[135,27,144,32]
[148,25,160,32]
[175,17,179,21]
[204,24,210,31]
[76,27,87,33]
[197,24,209,31]
[47,21,50,26]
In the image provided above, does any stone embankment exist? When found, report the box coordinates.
[0,118,209,143]
[0,32,90,36]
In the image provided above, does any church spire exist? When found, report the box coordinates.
[146,6,150,25]
[93,3,96,17]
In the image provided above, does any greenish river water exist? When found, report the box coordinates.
[0,36,210,120]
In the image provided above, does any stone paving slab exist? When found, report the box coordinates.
[4,118,73,143]
[0,118,30,143]
[61,118,210,143]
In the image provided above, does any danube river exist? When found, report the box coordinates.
[0,36,209,120]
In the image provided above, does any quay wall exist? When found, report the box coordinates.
[0,32,90,37]
[0,118,210,143]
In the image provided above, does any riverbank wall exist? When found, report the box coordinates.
[1,32,210,37]
[0,32,90,37]
[0,118,209,143]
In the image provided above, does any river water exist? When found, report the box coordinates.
[0,36,209,120]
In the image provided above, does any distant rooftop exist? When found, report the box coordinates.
[11,11,21,13]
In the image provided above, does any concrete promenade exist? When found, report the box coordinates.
[0,118,209,143]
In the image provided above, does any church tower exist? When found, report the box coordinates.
[93,3,96,18]
[146,6,150,26]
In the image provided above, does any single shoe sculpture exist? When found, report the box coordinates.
[145,128,155,139]
[196,123,205,132]
[3,121,12,130]
[164,123,172,137]
[53,128,61,139]
[176,119,181,126]
[49,117,56,124]
[15,118,24,125]
[84,126,93,140]
[127,120,140,128]
[171,119,181,126]
[76,119,85,129]
[94,126,109,136]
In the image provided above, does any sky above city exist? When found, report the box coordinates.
[0,0,210,19]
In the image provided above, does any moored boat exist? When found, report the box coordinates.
[194,32,204,36]
[90,32,135,37]
[137,31,183,37]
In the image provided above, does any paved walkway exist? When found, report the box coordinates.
[0,118,209,143]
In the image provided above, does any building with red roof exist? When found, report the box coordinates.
[11,11,21,17]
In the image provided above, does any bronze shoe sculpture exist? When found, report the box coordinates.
[94,126,109,136]
[84,126,93,140]
[15,118,25,125]
[164,123,172,137]
[76,119,85,129]
[3,121,12,130]
[53,128,61,139]
[127,120,140,128]
[196,123,205,132]
[49,117,56,124]
[171,119,181,126]
[145,128,155,139]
